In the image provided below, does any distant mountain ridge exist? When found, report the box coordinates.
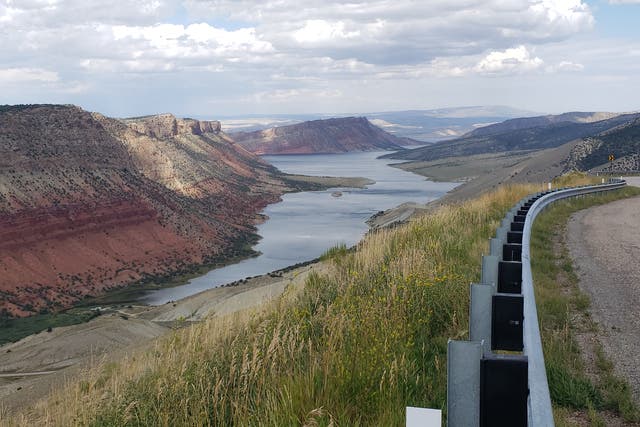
[384,112,640,162]
[221,106,537,141]
[380,110,640,204]
[232,116,414,155]
[0,105,293,317]
[365,106,538,141]
[464,111,623,138]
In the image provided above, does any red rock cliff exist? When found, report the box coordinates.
[0,105,290,317]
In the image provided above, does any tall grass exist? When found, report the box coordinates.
[9,180,599,426]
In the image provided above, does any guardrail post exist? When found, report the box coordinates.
[470,284,493,351]
[489,238,503,258]
[496,226,508,243]
[447,340,483,427]
[501,217,512,228]
[481,255,499,291]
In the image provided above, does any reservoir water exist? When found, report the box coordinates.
[142,151,458,304]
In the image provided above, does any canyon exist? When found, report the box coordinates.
[0,105,306,318]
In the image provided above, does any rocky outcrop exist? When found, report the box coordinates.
[564,118,640,173]
[125,114,221,139]
[564,137,603,171]
[232,117,410,155]
[0,105,292,318]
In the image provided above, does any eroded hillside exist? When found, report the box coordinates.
[232,116,412,154]
[0,105,293,317]
[565,118,640,172]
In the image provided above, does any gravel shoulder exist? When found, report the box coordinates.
[567,191,640,402]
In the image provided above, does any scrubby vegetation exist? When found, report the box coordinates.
[0,308,100,345]
[576,118,640,171]
[8,174,637,426]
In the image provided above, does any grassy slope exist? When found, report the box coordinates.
[9,174,628,426]
[530,186,640,425]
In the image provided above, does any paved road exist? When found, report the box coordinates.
[624,176,640,187]
[567,178,640,401]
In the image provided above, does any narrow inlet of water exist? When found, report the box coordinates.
[141,151,458,304]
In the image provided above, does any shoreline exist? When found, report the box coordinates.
[0,173,374,345]
[0,188,434,415]
[0,162,446,415]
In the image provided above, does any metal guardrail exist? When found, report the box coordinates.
[522,179,626,426]
[447,179,627,427]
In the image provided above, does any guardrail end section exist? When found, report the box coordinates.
[447,340,482,427]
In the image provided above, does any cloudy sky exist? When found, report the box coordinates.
[1,0,639,117]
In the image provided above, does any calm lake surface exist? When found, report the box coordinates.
[142,151,458,304]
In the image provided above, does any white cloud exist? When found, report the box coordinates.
[0,66,89,96]
[64,23,276,73]
[528,0,593,28]
[371,45,562,80]
[111,23,274,57]
[293,20,360,44]
[553,61,585,72]
[1,0,175,28]
[0,67,59,83]
[372,59,469,80]
[0,0,595,79]
[428,59,469,78]
[245,88,343,104]
[4,0,637,116]
[474,46,544,75]
[186,0,594,64]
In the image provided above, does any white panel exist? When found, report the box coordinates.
[406,406,442,427]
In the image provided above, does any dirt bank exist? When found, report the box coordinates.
[0,263,324,414]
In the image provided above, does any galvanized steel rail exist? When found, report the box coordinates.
[447,178,627,427]
[522,179,626,426]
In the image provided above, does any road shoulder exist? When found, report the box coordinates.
[567,195,640,403]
